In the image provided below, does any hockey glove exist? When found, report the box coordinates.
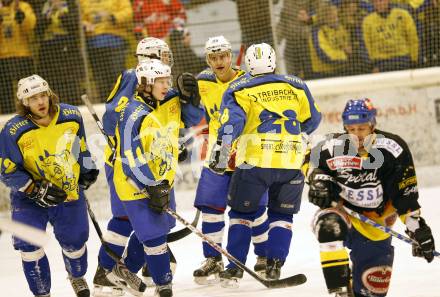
[178,143,188,163]
[176,73,201,107]
[26,180,67,208]
[308,168,340,209]
[78,169,99,190]
[208,140,230,175]
[146,180,171,214]
[15,9,25,24]
[406,217,436,263]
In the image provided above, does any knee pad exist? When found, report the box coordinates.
[62,244,88,277]
[143,236,168,256]
[313,210,350,243]
[21,248,45,262]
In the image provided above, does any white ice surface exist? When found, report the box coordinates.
[1,187,439,297]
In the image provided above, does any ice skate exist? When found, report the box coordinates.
[266,258,284,280]
[69,276,90,297]
[193,255,224,285]
[106,262,146,297]
[92,265,124,297]
[331,286,354,297]
[154,283,173,297]
[219,267,243,288]
[253,256,267,277]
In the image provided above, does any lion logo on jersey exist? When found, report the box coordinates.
[36,150,77,192]
[150,127,176,177]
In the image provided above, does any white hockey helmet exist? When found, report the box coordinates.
[204,35,232,55]
[136,59,172,86]
[136,37,173,66]
[17,74,50,106]
[245,43,276,75]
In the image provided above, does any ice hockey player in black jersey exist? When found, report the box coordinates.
[308,98,436,297]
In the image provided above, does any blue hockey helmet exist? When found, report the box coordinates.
[342,98,377,126]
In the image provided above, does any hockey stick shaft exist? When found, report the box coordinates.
[236,43,245,68]
[81,94,115,151]
[166,208,306,288]
[0,218,50,247]
[340,205,440,258]
[83,196,124,262]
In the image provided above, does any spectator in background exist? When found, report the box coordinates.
[423,0,440,66]
[234,0,275,45]
[80,0,133,102]
[391,0,440,67]
[35,0,83,105]
[0,0,36,114]
[168,26,205,78]
[308,1,352,78]
[362,0,419,72]
[133,0,186,40]
[276,0,318,79]
[339,0,370,75]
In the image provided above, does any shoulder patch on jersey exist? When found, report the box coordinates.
[327,156,362,170]
[283,74,304,86]
[5,116,32,136]
[228,75,252,91]
[374,137,403,158]
[197,69,216,82]
[60,104,82,119]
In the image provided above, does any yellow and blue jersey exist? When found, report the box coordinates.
[101,69,138,167]
[218,73,321,169]
[309,24,350,75]
[197,68,246,169]
[362,7,419,66]
[79,0,133,39]
[0,1,36,58]
[0,104,94,200]
[113,90,203,201]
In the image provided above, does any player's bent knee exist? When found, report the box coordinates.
[62,244,87,259]
[21,248,45,262]
[313,211,350,243]
[103,230,130,246]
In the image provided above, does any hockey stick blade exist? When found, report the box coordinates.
[166,208,307,288]
[167,209,200,242]
[262,273,307,289]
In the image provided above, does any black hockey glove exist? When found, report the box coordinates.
[78,169,99,190]
[308,168,340,209]
[15,9,25,24]
[27,180,67,208]
[146,180,171,214]
[178,143,188,163]
[176,73,201,107]
[406,217,436,263]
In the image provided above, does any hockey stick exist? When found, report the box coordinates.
[81,95,115,152]
[236,43,245,68]
[339,204,440,258]
[0,218,50,247]
[80,94,200,242]
[166,208,307,288]
[83,196,125,262]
